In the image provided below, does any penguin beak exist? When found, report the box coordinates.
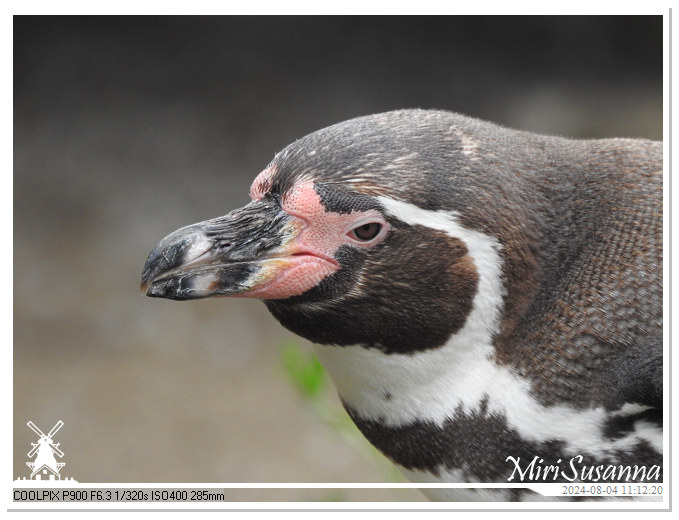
[141,197,310,300]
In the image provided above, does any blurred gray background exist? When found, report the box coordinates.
[14,16,662,501]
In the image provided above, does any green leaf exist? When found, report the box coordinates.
[280,342,326,399]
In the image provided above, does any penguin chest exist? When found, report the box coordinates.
[314,342,663,488]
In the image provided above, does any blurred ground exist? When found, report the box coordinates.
[13,16,662,501]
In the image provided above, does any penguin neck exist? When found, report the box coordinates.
[314,335,498,427]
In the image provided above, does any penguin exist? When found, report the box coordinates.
[141,109,663,501]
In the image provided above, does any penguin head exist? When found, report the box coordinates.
[141,110,500,353]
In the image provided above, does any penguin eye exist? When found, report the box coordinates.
[349,222,382,242]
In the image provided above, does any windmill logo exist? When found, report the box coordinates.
[15,421,77,483]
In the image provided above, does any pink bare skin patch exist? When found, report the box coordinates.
[243,256,339,299]
[240,179,389,299]
[249,166,277,201]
